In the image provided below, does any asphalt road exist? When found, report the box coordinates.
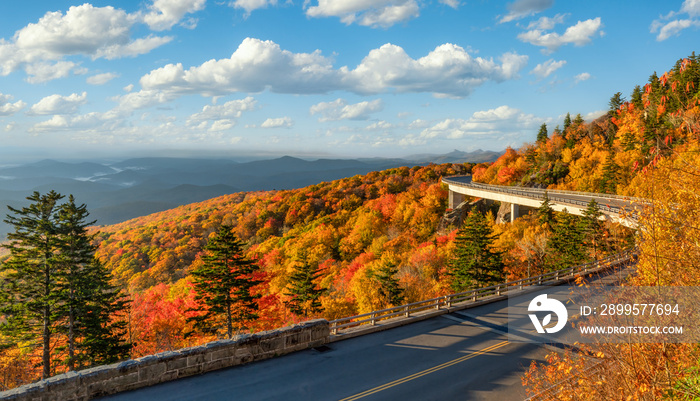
[99,303,548,401]
[99,265,631,401]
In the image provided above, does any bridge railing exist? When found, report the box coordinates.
[442,176,642,217]
[442,175,647,204]
[329,249,635,335]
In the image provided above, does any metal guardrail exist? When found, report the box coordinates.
[329,249,635,335]
[441,176,644,218]
[443,175,647,204]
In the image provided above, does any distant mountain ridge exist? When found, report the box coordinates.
[0,150,502,237]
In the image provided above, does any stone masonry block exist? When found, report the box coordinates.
[138,362,166,383]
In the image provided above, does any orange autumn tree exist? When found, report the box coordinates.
[524,54,700,400]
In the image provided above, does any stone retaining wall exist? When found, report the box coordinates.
[0,319,329,401]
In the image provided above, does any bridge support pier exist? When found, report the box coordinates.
[448,190,466,210]
[510,203,519,223]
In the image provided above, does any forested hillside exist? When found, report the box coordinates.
[2,53,699,396]
[522,54,700,399]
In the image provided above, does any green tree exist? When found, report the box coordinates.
[563,113,572,130]
[448,211,504,292]
[71,258,131,368]
[536,123,548,144]
[630,85,643,109]
[599,154,619,194]
[608,92,625,114]
[0,191,65,379]
[187,225,261,339]
[284,255,324,318]
[0,192,130,378]
[537,192,555,229]
[545,210,588,271]
[579,199,605,259]
[370,261,404,308]
[56,197,130,369]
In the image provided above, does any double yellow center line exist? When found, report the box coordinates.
[339,340,510,400]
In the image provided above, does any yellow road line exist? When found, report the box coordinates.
[339,340,510,401]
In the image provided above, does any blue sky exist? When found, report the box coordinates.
[0,0,698,161]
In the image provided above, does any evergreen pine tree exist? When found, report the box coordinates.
[608,92,625,114]
[537,192,555,229]
[72,258,131,368]
[630,85,643,109]
[599,154,619,194]
[0,191,65,379]
[563,113,572,130]
[579,199,606,259]
[55,195,96,371]
[370,261,404,308]
[448,211,504,292]
[545,210,588,271]
[284,254,324,318]
[0,192,131,377]
[536,123,548,144]
[187,225,261,339]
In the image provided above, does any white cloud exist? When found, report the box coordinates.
[231,0,278,14]
[408,119,429,129]
[87,72,119,85]
[310,98,383,121]
[305,0,420,28]
[574,72,591,83]
[530,59,566,78]
[142,0,206,30]
[499,0,553,23]
[439,0,460,9]
[584,110,606,121]
[209,119,235,131]
[526,13,567,30]
[416,105,542,143]
[260,116,293,128]
[29,92,88,115]
[24,61,83,83]
[124,84,135,92]
[139,38,528,98]
[113,90,178,113]
[187,97,257,123]
[518,17,603,53]
[0,4,173,80]
[365,121,393,130]
[652,0,700,41]
[0,94,26,116]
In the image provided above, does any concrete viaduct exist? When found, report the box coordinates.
[442,175,641,228]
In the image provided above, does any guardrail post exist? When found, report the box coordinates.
[404,305,410,317]
[331,324,337,335]
[471,290,476,302]
[446,295,451,308]
[371,312,376,326]
[555,271,560,280]
[497,285,502,296]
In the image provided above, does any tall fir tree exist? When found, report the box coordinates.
[284,254,324,318]
[370,261,404,308]
[0,192,130,378]
[579,199,606,259]
[536,123,548,144]
[0,191,65,379]
[448,211,504,292]
[537,192,555,230]
[563,112,572,130]
[545,210,588,271]
[56,197,130,369]
[599,154,619,194]
[187,225,261,339]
